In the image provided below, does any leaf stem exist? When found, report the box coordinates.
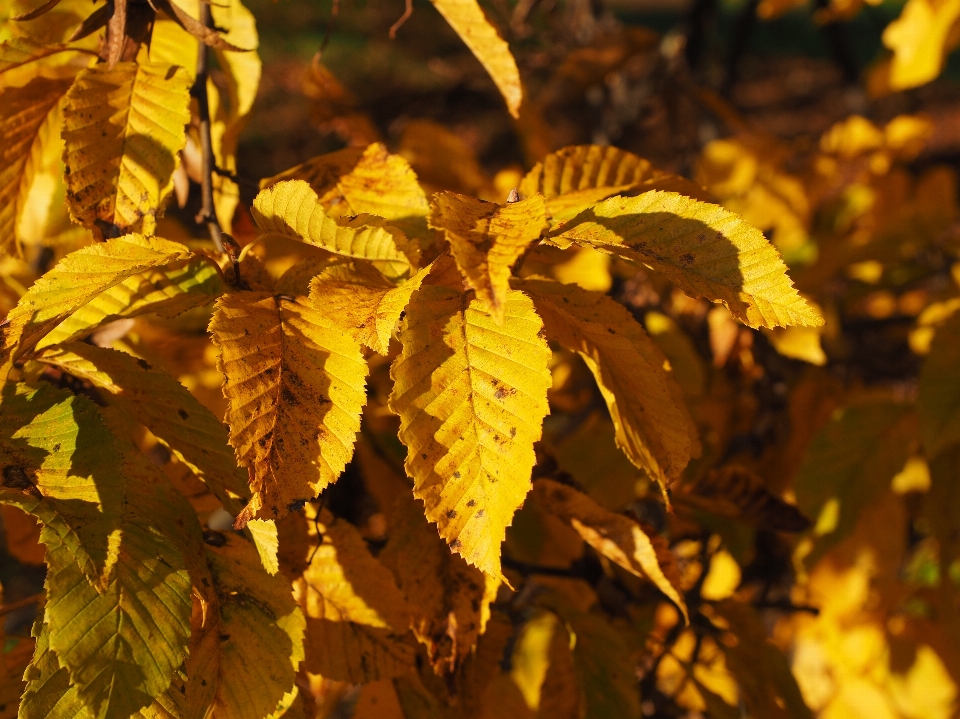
[192,2,226,254]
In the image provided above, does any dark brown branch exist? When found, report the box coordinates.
[191,1,226,254]
[0,593,43,616]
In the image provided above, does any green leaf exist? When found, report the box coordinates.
[548,191,823,329]
[794,400,918,567]
[919,311,960,458]
[35,343,249,510]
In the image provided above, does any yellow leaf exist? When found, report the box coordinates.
[252,180,419,281]
[0,75,72,257]
[764,325,827,366]
[549,191,823,329]
[35,343,249,511]
[0,234,191,370]
[516,277,698,486]
[308,263,432,355]
[209,291,368,527]
[430,192,546,322]
[247,518,280,575]
[531,479,688,621]
[389,266,552,579]
[428,0,522,118]
[520,144,711,224]
[35,256,223,350]
[263,143,430,228]
[882,0,960,90]
[62,61,191,235]
[293,509,416,683]
[700,549,741,601]
[379,492,499,673]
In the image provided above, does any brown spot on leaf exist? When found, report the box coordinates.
[202,529,227,547]
[178,409,189,420]
[466,499,476,507]
[446,509,457,519]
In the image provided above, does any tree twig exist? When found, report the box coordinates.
[0,592,43,616]
[191,1,226,254]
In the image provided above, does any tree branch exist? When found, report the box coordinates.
[191,1,226,254]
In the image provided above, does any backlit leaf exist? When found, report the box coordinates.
[308,263,432,355]
[35,342,248,510]
[42,451,193,719]
[252,180,419,281]
[794,400,918,567]
[185,531,305,719]
[0,383,122,588]
[428,0,522,118]
[35,256,223,350]
[0,234,191,369]
[0,75,72,257]
[430,192,546,322]
[520,145,711,224]
[62,62,191,235]
[293,509,416,683]
[919,311,960,458]
[531,479,687,621]
[209,291,368,527]
[517,277,698,486]
[379,492,498,673]
[882,0,960,91]
[549,191,823,329]
[389,269,552,579]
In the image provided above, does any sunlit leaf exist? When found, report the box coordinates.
[428,0,522,118]
[252,180,419,281]
[209,291,368,527]
[882,0,960,91]
[293,509,416,683]
[62,62,191,235]
[430,192,546,322]
[549,191,823,329]
[532,479,687,620]
[389,266,552,579]
[517,277,698,486]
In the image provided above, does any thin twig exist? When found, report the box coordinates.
[753,599,820,615]
[191,1,226,254]
[388,0,413,39]
[0,593,43,616]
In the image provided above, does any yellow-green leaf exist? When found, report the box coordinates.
[252,180,419,281]
[428,0,522,118]
[42,452,193,719]
[379,492,498,673]
[0,75,72,257]
[520,145,711,224]
[430,192,546,322]
[293,509,416,683]
[532,479,687,621]
[0,234,191,369]
[517,277,698,486]
[919,311,960,458]
[185,531,305,719]
[36,256,223,350]
[389,267,552,579]
[309,263,432,355]
[35,343,249,510]
[209,291,368,527]
[549,191,823,329]
[247,518,280,575]
[62,61,191,235]
[0,383,122,588]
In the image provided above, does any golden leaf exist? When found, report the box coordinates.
[293,509,416,683]
[0,75,73,257]
[882,0,960,91]
[549,191,824,329]
[309,263,432,355]
[517,277,698,486]
[0,234,191,370]
[35,343,249,511]
[209,291,368,527]
[428,0,522,118]
[252,180,419,281]
[520,144,711,224]
[531,479,688,621]
[389,268,552,579]
[379,492,498,673]
[430,192,546,323]
[61,62,191,235]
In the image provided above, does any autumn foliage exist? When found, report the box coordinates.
[1,0,960,717]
